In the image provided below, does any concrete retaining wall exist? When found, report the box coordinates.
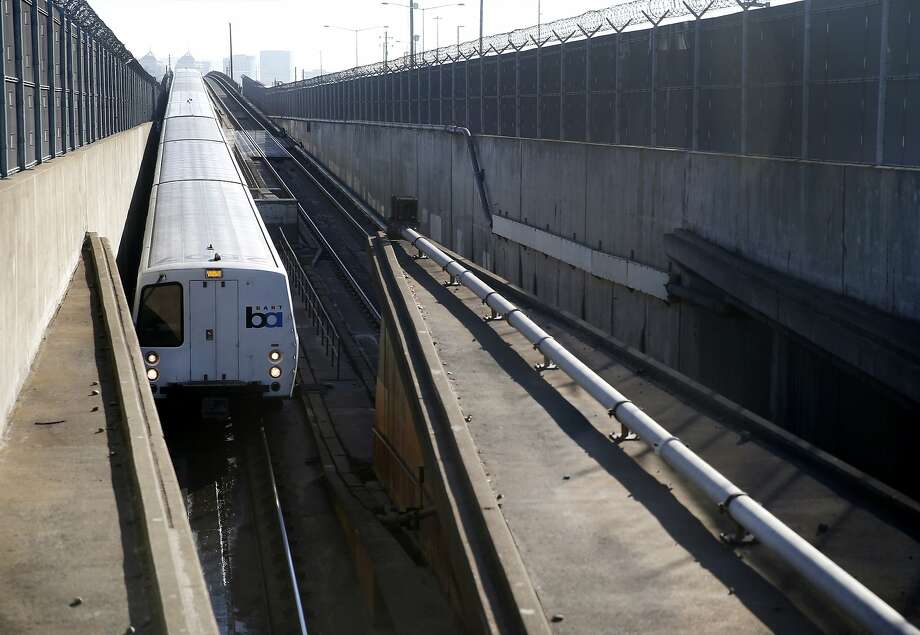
[280,117,920,324]
[278,116,920,492]
[0,123,153,436]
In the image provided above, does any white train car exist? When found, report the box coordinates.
[133,69,298,401]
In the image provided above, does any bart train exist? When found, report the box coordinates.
[132,69,298,401]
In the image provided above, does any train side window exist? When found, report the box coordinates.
[137,282,183,347]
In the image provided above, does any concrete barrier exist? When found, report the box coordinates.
[275,116,920,496]
[370,234,551,634]
[0,123,153,437]
[88,233,218,634]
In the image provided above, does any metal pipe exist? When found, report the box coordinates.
[397,224,919,635]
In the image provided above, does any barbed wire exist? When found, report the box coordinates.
[56,0,156,83]
[274,0,744,91]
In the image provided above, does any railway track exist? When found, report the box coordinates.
[239,419,309,635]
[204,75,381,390]
[167,409,308,635]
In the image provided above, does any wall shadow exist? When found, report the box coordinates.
[116,119,162,305]
[84,253,157,632]
[397,248,825,633]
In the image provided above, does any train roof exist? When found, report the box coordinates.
[144,69,278,272]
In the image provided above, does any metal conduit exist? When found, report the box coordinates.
[399,226,919,635]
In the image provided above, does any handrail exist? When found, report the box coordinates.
[399,224,919,635]
[277,228,342,378]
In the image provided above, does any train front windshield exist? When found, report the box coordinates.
[137,282,184,347]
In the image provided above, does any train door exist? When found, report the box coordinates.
[189,280,240,382]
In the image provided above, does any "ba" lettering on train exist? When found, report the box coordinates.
[245,305,283,328]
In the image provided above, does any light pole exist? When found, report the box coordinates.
[379,32,400,68]
[323,24,388,68]
[478,0,483,54]
[433,16,443,51]
[457,23,464,48]
[381,1,464,63]
[228,22,234,82]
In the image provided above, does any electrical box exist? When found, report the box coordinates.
[390,196,418,226]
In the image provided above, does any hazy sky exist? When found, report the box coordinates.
[89,0,636,76]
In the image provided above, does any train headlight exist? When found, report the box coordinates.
[268,350,282,363]
[146,368,159,382]
[145,351,159,365]
[269,366,282,379]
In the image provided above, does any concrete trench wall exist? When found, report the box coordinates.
[280,117,920,323]
[0,123,153,436]
[279,116,920,491]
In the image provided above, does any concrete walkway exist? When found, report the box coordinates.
[392,240,913,633]
[0,254,154,634]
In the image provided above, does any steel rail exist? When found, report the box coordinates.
[212,74,382,236]
[399,225,919,635]
[260,427,309,635]
[204,76,382,324]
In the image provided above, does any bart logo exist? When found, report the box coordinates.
[246,305,283,329]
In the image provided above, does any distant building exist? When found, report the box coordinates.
[139,51,166,80]
[175,51,212,76]
[222,54,258,84]
[260,50,291,86]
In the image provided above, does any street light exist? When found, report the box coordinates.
[478,0,483,54]
[304,48,324,79]
[456,24,464,49]
[379,31,400,68]
[381,1,464,64]
[323,24,388,68]
[433,16,443,51]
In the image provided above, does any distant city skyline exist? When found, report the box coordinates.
[105,0,801,85]
[91,0,636,80]
[139,49,312,86]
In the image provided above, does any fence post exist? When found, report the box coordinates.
[451,58,456,123]
[495,47,502,134]
[801,0,811,159]
[739,1,750,155]
[465,54,470,127]
[535,38,542,137]
[31,0,42,163]
[45,0,54,158]
[514,44,521,137]
[12,0,25,169]
[641,11,668,148]
[685,2,712,151]
[614,27,620,144]
[558,33,565,139]
[578,26,602,143]
[583,29,591,142]
[606,19,630,146]
[649,18,657,146]
[0,0,7,175]
[61,11,74,152]
[875,0,890,165]
[75,24,82,147]
[479,51,485,132]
